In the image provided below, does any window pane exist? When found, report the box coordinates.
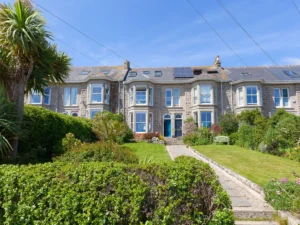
[44,87,50,105]
[31,91,41,104]
[200,85,211,103]
[91,110,101,118]
[238,88,243,106]
[201,112,212,128]
[282,89,288,98]
[92,87,102,93]
[149,88,153,106]
[45,87,50,95]
[274,89,280,98]
[136,112,146,132]
[136,91,146,104]
[166,90,172,98]
[283,98,289,107]
[92,94,102,103]
[71,88,77,105]
[174,89,179,106]
[64,88,70,106]
[246,86,257,105]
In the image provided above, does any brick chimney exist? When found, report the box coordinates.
[124,60,130,69]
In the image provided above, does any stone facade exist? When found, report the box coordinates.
[25,59,300,137]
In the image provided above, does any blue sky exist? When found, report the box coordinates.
[3,0,300,68]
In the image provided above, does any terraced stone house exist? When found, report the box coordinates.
[25,56,300,137]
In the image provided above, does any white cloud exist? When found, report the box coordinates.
[281,57,300,65]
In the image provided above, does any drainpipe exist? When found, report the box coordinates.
[122,81,125,121]
[221,80,223,114]
[230,81,233,113]
[118,80,120,113]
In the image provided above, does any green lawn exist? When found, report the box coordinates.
[193,145,300,187]
[122,143,171,163]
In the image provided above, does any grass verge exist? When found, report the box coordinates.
[122,142,171,163]
[193,145,300,187]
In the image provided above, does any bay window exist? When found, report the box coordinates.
[90,109,102,118]
[274,88,289,107]
[44,87,51,105]
[237,87,243,106]
[136,86,147,105]
[246,86,258,105]
[200,85,211,104]
[64,87,77,106]
[149,87,153,106]
[201,112,212,128]
[31,91,42,104]
[193,87,198,104]
[136,112,146,132]
[129,87,133,106]
[91,84,102,103]
[104,84,110,104]
[193,111,198,127]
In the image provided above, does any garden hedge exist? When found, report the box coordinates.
[18,106,96,163]
[0,157,234,224]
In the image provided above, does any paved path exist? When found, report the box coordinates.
[166,145,276,224]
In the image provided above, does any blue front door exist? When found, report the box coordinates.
[164,120,171,137]
[175,119,182,137]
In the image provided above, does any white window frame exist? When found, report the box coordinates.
[200,85,211,104]
[165,89,172,107]
[90,84,103,104]
[193,86,198,105]
[274,88,290,108]
[129,87,134,106]
[104,84,110,104]
[64,87,78,106]
[44,87,51,105]
[31,90,42,104]
[246,86,258,105]
[135,112,147,133]
[200,111,212,128]
[173,88,180,107]
[237,87,244,106]
[135,86,147,105]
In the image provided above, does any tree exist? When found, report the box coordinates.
[218,113,239,135]
[0,0,71,158]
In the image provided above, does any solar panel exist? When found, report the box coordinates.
[283,70,300,78]
[174,67,194,78]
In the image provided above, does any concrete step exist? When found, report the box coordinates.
[233,207,274,220]
[235,221,278,225]
[164,137,183,145]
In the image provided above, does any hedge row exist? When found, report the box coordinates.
[0,157,234,224]
[18,106,96,163]
[55,142,139,164]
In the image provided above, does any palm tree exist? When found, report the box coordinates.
[0,0,71,158]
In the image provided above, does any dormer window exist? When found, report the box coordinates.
[193,69,202,75]
[154,71,163,77]
[143,71,150,75]
[128,71,137,77]
[283,70,300,78]
[207,70,218,74]
[241,72,252,76]
[80,70,90,75]
[102,70,110,75]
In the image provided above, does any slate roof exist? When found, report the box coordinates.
[125,65,300,83]
[64,63,300,84]
[65,66,128,82]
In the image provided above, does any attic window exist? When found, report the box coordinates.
[154,71,163,77]
[80,70,90,75]
[207,70,218,74]
[128,71,137,77]
[102,70,110,75]
[143,71,150,75]
[241,72,252,76]
[193,69,202,75]
[284,70,300,78]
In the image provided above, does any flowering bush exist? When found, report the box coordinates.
[133,132,160,141]
[282,147,300,162]
[264,176,300,213]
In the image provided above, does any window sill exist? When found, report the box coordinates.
[236,105,262,109]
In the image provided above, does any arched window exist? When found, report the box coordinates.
[175,114,182,119]
[71,112,78,117]
[164,114,171,120]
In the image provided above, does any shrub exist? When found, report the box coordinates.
[133,133,160,142]
[183,116,197,135]
[54,142,139,164]
[236,123,254,149]
[18,106,95,164]
[92,111,131,144]
[218,113,239,135]
[0,157,234,224]
[182,127,212,146]
[264,178,300,213]
[210,124,222,137]
[229,132,238,145]
[62,133,82,152]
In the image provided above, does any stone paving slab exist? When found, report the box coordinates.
[166,145,275,220]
